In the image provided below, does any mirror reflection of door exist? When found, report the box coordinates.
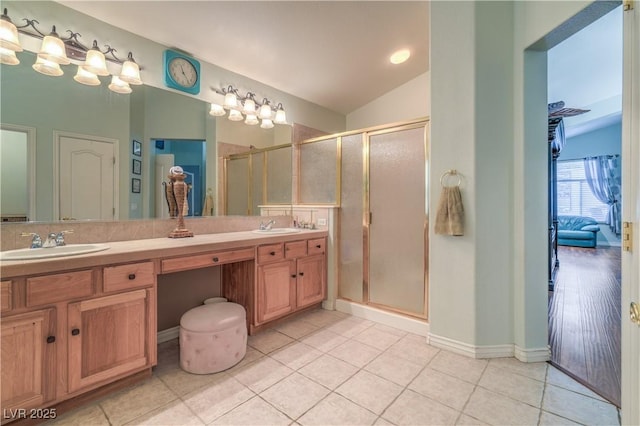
[55,132,118,221]
[152,139,206,218]
[0,125,35,222]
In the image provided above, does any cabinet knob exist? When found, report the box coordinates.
[299,272,304,276]
[270,251,276,256]
[46,336,56,344]
[316,244,321,248]
[128,273,136,280]
[291,274,297,278]
[71,328,80,336]
[213,257,219,262]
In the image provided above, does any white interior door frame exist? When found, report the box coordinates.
[0,123,36,221]
[621,1,640,424]
[53,131,120,221]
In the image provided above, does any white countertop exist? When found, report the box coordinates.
[0,229,328,278]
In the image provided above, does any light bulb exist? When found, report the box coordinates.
[243,97,256,115]
[0,46,19,65]
[228,109,243,121]
[209,103,226,117]
[259,103,272,119]
[260,118,274,129]
[108,75,132,94]
[37,27,70,65]
[245,114,259,125]
[274,105,287,124]
[224,92,238,109]
[74,65,100,86]
[0,9,23,52]
[82,42,109,76]
[119,53,142,85]
[32,56,64,76]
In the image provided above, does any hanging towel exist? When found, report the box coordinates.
[435,186,464,236]
[202,188,214,216]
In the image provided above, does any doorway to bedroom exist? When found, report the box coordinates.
[547,5,623,407]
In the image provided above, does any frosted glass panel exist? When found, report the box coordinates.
[251,152,264,215]
[338,134,364,302]
[300,138,337,204]
[266,146,292,204]
[369,127,426,315]
[226,157,249,215]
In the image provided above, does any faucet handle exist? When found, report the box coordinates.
[21,232,43,249]
[55,230,73,246]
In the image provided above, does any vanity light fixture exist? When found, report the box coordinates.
[209,85,288,129]
[0,8,143,93]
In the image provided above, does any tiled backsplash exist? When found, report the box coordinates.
[0,216,291,251]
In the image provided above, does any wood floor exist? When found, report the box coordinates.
[548,245,621,407]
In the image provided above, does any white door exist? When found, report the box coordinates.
[621,2,640,425]
[155,154,174,219]
[56,133,117,221]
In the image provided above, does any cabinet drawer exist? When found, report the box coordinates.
[27,270,93,307]
[162,247,254,273]
[104,261,155,293]
[257,243,284,264]
[307,238,326,255]
[285,240,307,259]
[1,280,11,312]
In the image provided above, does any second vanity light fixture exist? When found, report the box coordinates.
[209,85,287,129]
[0,8,142,94]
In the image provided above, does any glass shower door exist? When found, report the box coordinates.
[367,125,427,317]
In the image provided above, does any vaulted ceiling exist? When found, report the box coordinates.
[58,1,430,115]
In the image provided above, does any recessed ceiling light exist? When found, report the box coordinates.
[390,49,411,65]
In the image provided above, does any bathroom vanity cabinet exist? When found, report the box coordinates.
[0,265,157,424]
[0,230,327,424]
[255,237,326,325]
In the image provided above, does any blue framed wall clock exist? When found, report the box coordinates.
[163,49,200,95]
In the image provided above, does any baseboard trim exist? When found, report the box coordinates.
[335,299,429,336]
[428,333,514,358]
[428,333,552,362]
[158,326,180,343]
[514,345,551,363]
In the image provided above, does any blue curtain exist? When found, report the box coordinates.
[583,155,621,235]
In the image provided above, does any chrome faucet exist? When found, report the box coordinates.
[259,220,275,231]
[21,230,73,249]
[43,233,58,248]
[21,232,42,248]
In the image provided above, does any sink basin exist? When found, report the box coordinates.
[0,244,110,261]
[252,228,302,235]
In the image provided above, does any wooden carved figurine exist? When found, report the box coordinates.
[167,166,193,238]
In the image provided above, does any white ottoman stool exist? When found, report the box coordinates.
[179,302,247,374]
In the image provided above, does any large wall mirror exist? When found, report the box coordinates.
[0,51,292,222]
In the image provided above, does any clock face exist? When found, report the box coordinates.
[168,57,198,88]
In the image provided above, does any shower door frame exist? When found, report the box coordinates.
[362,121,430,320]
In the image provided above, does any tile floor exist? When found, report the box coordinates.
[48,309,621,426]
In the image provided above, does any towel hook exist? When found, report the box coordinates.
[440,169,462,188]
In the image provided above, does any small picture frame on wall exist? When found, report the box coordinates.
[132,178,141,193]
[132,140,142,157]
[132,159,141,175]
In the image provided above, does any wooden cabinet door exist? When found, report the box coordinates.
[256,260,296,324]
[1,309,56,412]
[296,254,326,309]
[67,289,153,393]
